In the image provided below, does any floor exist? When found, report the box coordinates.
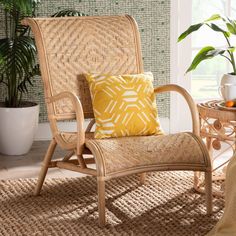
[0,141,88,180]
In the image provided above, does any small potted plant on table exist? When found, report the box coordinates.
[178,14,236,104]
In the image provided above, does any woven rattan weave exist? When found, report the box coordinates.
[23,15,213,226]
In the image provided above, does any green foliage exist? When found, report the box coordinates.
[178,23,203,42]
[178,14,236,75]
[51,9,87,17]
[0,2,86,107]
[0,0,40,107]
[204,14,222,22]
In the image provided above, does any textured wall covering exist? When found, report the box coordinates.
[0,0,170,122]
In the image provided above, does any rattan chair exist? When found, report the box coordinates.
[23,15,212,227]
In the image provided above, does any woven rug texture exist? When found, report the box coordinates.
[0,171,224,236]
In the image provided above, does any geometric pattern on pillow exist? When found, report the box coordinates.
[85,72,163,139]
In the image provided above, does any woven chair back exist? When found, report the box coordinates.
[28,15,143,119]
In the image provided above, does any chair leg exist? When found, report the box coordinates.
[140,173,146,185]
[205,171,213,214]
[97,177,106,227]
[34,138,57,196]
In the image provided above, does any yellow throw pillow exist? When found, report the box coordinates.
[85,72,163,139]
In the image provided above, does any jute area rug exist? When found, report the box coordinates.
[0,171,224,236]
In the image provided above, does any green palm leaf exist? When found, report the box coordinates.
[179,14,236,75]
[0,0,40,107]
[178,23,203,42]
[186,46,225,73]
[18,64,40,92]
[0,0,39,15]
[208,23,230,37]
[51,9,86,17]
[0,37,36,77]
[204,14,223,22]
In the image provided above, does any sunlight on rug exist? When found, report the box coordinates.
[0,171,224,236]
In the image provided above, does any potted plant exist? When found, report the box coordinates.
[0,0,40,155]
[178,14,236,101]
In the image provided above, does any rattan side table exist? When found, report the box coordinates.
[197,100,236,196]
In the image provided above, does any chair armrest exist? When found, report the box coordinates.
[46,91,85,150]
[154,84,200,136]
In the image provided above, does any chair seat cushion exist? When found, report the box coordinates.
[85,73,163,139]
[86,132,210,176]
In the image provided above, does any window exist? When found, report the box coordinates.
[170,0,236,133]
[191,0,236,100]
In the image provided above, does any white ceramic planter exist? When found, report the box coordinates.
[220,74,236,101]
[0,103,39,155]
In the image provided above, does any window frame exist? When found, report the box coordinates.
[170,0,234,133]
[170,0,192,133]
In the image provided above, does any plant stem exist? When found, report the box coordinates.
[4,11,8,38]
[221,54,232,63]
[230,52,236,74]
[7,72,10,106]
[18,91,23,106]
[224,35,236,74]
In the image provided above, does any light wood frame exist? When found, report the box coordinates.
[23,15,212,227]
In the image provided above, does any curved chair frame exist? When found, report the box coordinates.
[23,15,212,227]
